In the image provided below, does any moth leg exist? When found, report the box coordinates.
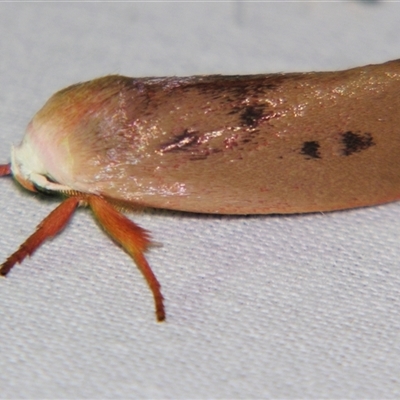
[0,163,11,176]
[0,196,81,276]
[87,195,165,322]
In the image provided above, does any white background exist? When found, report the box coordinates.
[0,2,399,398]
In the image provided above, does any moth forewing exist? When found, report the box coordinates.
[2,59,400,320]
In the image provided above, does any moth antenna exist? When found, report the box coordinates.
[0,163,11,176]
[87,195,165,322]
[0,196,81,276]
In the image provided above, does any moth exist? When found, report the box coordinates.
[1,59,400,321]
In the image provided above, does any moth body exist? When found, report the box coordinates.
[11,59,400,214]
[2,59,400,321]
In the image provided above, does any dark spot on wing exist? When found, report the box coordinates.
[341,131,374,156]
[301,141,321,159]
[184,73,305,103]
[240,105,265,128]
[191,74,288,94]
[158,129,224,161]
[159,129,199,153]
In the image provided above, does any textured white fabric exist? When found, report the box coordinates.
[0,2,399,398]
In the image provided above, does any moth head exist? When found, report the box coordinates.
[11,121,71,193]
[11,128,46,192]
[9,76,126,195]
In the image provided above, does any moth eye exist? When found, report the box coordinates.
[32,183,57,195]
[44,175,58,184]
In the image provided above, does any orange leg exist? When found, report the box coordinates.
[88,195,165,322]
[0,196,81,276]
[0,189,164,321]
[0,163,11,176]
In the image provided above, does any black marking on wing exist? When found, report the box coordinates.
[240,105,265,128]
[159,129,199,153]
[301,141,321,159]
[341,131,374,156]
